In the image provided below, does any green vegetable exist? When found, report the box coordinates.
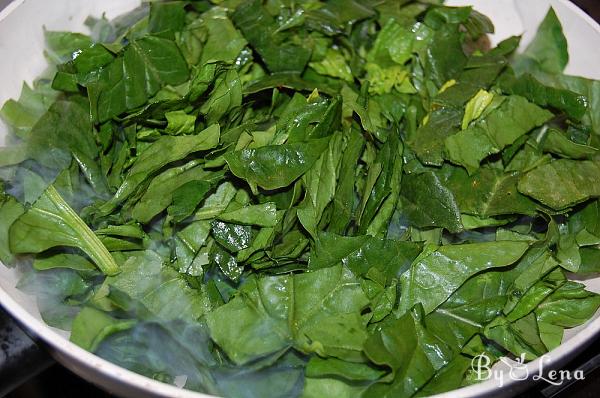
[0,185,24,265]
[399,241,530,314]
[87,35,190,122]
[462,89,494,130]
[99,123,220,215]
[444,95,553,174]
[225,138,330,191]
[399,171,463,233]
[205,265,369,364]
[1,3,600,398]
[518,160,600,210]
[9,184,119,275]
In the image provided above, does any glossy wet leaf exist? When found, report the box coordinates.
[309,232,421,279]
[438,165,537,217]
[232,0,311,73]
[408,108,462,166]
[444,96,553,173]
[541,128,598,159]
[205,265,369,365]
[400,171,463,233]
[218,203,279,228]
[131,162,217,223]
[87,35,189,122]
[362,307,454,398]
[99,124,220,214]
[518,159,600,210]
[225,138,329,191]
[399,241,530,314]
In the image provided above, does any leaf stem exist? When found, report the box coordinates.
[45,186,120,276]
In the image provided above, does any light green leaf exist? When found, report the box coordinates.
[461,89,494,130]
[399,241,530,314]
[444,96,552,174]
[518,159,600,210]
[206,265,369,365]
[10,185,119,275]
[218,202,279,227]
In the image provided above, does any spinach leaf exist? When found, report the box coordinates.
[297,132,343,237]
[17,268,92,329]
[211,221,252,252]
[513,8,568,75]
[536,281,600,334]
[105,250,217,322]
[0,81,58,138]
[99,124,220,215]
[444,96,552,173]
[438,165,537,217]
[309,232,421,279]
[400,171,463,233]
[148,1,186,39]
[87,36,189,122]
[199,7,247,64]
[425,24,467,87]
[0,187,24,265]
[25,99,107,194]
[306,357,385,381]
[328,127,364,234]
[218,203,279,228]
[518,159,600,210]
[95,320,219,394]
[407,108,462,166]
[232,0,311,73]
[33,253,97,272]
[399,241,530,314]
[131,161,221,223]
[498,69,587,120]
[358,135,403,235]
[9,185,119,275]
[200,69,243,124]
[485,313,547,360]
[71,307,136,351]
[303,377,366,398]
[225,138,330,191]
[363,307,454,398]
[205,265,369,365]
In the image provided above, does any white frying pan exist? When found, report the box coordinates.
[1,0,600,397]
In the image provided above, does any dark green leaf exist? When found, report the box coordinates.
[225,138,330,191]
[400,171,463,233]
[444,96,553,173]
[309,232,422,279]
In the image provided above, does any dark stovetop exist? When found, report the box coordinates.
[574,0,600,22]
[2,0,600,397]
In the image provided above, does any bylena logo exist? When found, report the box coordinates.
[471,353,585,387]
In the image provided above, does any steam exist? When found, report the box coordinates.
[0,4,311,398]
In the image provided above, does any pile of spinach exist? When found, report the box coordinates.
[1,1,600,396]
